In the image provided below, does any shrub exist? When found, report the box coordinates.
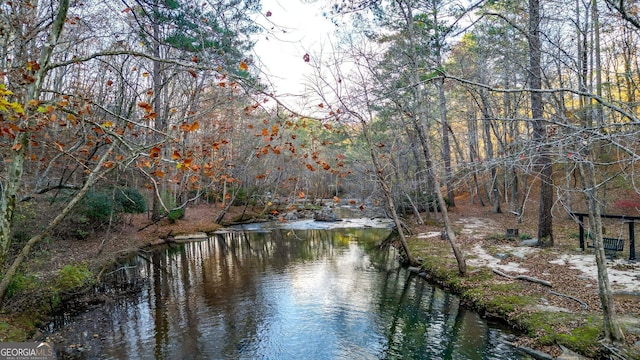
[167,208,185,223]
[82,190,113,223]
[55,264,94,291]
[1,272,37,299]
[613,191,640,213]
[114,187,147,214]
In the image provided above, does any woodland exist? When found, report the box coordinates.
[1,0,640,354]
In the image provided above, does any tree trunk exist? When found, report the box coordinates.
[577,157,625,343]
[362,124,418,266]
[438,77,455,207]
[150,0,168,222]
[0,142,117,303]
[398,0,466,274]
[0,0,70,265]
[528,0,553,246]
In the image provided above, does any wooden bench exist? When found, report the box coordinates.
[587,237,625,256]
[571,212,637,261]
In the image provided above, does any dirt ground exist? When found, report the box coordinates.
[39,202,252,274]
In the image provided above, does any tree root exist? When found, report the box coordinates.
[492,268,553,287]
[550,290,588,310]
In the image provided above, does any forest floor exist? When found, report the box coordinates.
[407,194,640,359]
[2,196,640,358]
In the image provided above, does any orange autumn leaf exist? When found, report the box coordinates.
[333,196,340,203]
[239,61,249,71]
[11,143,22,151]
[152,169,165,178]
[137,102,152,112]
[189,121,199,131]
[298,192,305,199]
[172,150,181,160]
[149,146,161,158]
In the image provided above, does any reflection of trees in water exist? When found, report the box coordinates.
[59,227,518,359]
[373,270,509,359]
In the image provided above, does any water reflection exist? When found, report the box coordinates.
[47,226,523,360]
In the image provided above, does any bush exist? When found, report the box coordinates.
[114,187,147,214]
[613,191,640,213]
[55,186,148,240]
[83,190,113,222]
[167,208,185,223]
[1,272,37,299]
[55,264,94,291]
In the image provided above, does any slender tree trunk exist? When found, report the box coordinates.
[0,0,70,265]
[398,0,466,274]
[577,157,625,343]
[0,141,117,303]
[439,78,455,207]
[479,92,501,213]
[362,124,418,266]
[528,0,553,246]
[150,1,168,221]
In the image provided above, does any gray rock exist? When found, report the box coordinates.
[518,238,539,247]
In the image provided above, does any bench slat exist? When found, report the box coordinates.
[602,237,624,251]
[587,237,624,251]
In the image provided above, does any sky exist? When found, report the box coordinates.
[252,0,337,105]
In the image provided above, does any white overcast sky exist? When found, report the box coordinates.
[252,0,337,100]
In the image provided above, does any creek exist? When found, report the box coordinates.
[45,216,526,359]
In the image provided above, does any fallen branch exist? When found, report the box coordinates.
[550,291,588,310]
[492,268,553,287]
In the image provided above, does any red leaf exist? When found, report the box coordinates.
[266,10,272,17]
[303,53,310,62]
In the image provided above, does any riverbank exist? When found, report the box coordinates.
[403,197,640,359]
[0,203,261,342]
[1,200,639,359]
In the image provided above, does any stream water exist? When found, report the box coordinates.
[45,218,527,359]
